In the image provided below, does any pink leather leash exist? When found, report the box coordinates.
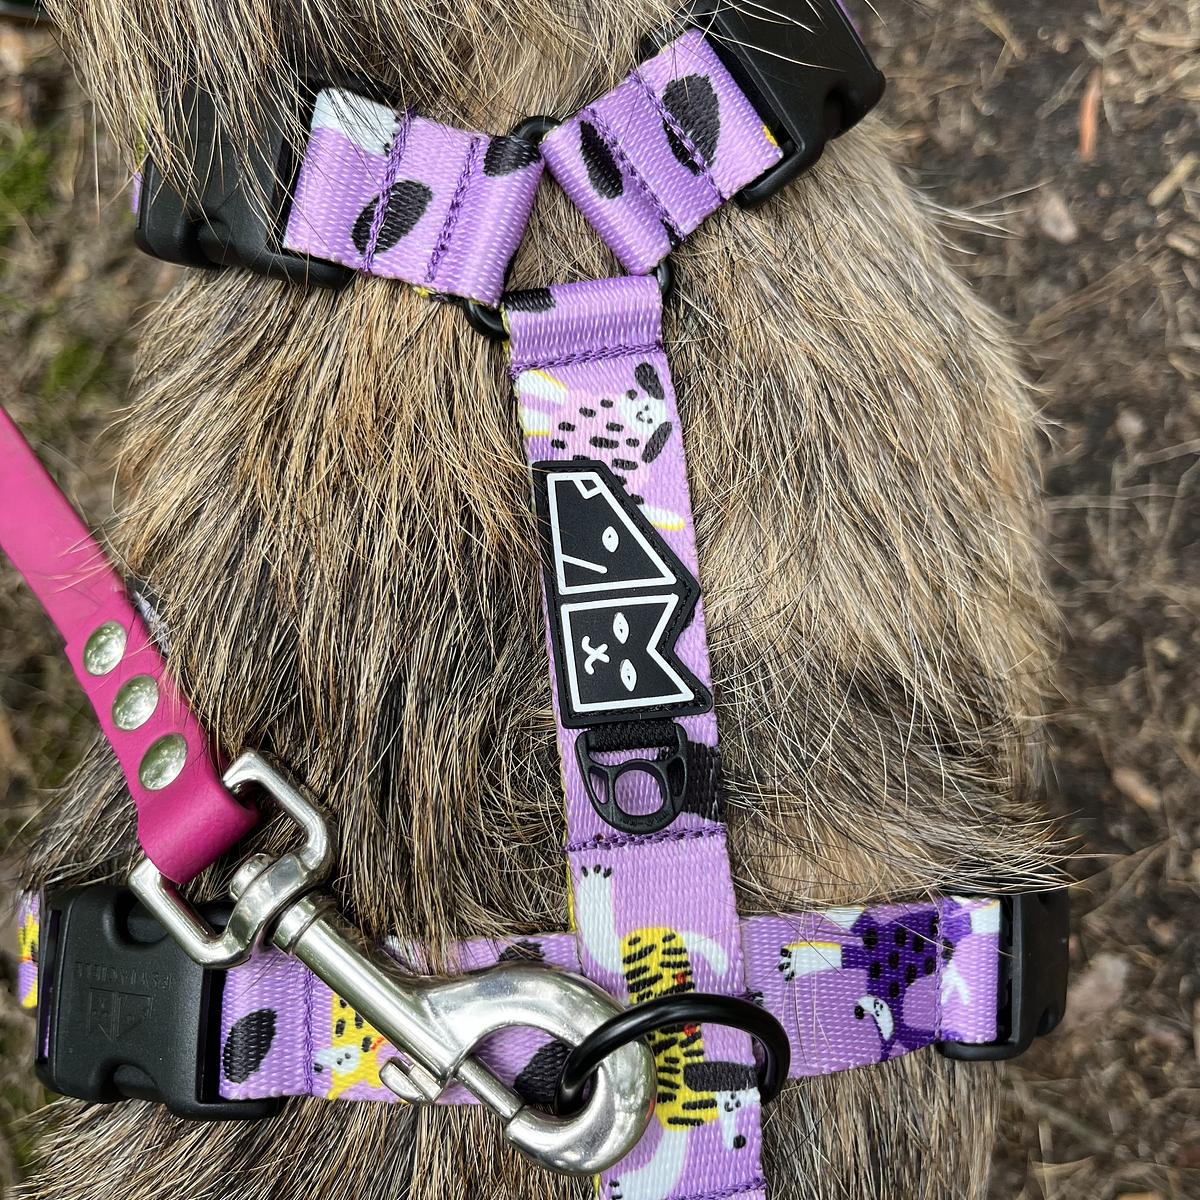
[0,408,256,883]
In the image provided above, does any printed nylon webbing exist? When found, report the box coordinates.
[507,275,758,1200]
[282,89,544,306]
[16,891,1003,1094]
[540,31,782,274]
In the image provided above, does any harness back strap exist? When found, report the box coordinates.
[15,891,1005,1094]
[506,274,761,1199]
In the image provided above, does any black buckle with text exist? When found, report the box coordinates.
[134,84,354,288]
[690,0,886,207]
[938,889,1070,1061]
[35,885,279,1120]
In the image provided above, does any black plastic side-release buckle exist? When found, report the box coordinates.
[135,85,353,288]
[689,0,886,207]
[35,885,281,1120]
[939,889,1070,1061]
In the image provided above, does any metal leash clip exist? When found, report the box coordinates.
[129,751,655,1176]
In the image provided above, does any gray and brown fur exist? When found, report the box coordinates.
[18,0,1061,1196]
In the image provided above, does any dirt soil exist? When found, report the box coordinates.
[0,1,1197,1197]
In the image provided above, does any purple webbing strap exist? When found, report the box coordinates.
[282,89,544,305]
[507,275,758,1199]
[16,892,1003,1093]
[540,31,782,274]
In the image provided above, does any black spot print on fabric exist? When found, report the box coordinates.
[888,951,900,969]
[551,439,567,449]
[335,1018,346,1038]
[889,981,900,999]
[506,287,555,312]
[894,929,906,946]
[591,436,619,449]
[626,389,638,400]
[642,422,673,464]
[606,422,623,432]
[613,458,638,471]
[634,362,665,400]
[662,75,720,172]
[361,1035,373,1053]
[354,1012,364,1029]
[580,121,624,198]
[924,956,936,975]
[869,962,881,979]
[625,437,640,448]
[483,134,541,177]
[580,406,596,417]
[498,939,546,964]
[351,180,433,256]
[733,1135,747,1150]
[222,1008,277,1084]
[863,928,877,949]
[558,421,576,432]
[600,398,614,408]
[905,964,918,984]
[514,1038,572,1106]
[853,1004,865,1020]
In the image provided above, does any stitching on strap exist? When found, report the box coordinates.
[585,106,683,242]
[303,960,316,1096]
[675,1178,768,1200]
[426,134,483,286]
[564,825,725,854]
[363,111,413,274]
[509,341,663,377]
[628,68,723,205]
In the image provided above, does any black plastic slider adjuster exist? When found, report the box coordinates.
[687,0,886,208]
[135,83,354,289]
[938,889,1070,1061]
[34,885,281,1120]
[555,993,791,1116]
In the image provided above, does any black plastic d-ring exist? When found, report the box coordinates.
[555,992,790,1116]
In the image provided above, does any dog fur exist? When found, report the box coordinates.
[18,0,1060,1195]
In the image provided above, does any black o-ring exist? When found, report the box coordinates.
[554,993,791,1116]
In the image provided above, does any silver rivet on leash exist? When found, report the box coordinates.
[139,732,188,789]
[112,674,159,730]
[82,621,127,675]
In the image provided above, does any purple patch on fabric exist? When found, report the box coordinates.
[541,31,782,273]
[283,90,543,305]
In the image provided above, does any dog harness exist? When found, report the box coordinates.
[5,3,1069,1194]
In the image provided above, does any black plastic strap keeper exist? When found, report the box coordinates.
[35,885,280,1120]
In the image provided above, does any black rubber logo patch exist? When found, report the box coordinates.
[532,459,711,726]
